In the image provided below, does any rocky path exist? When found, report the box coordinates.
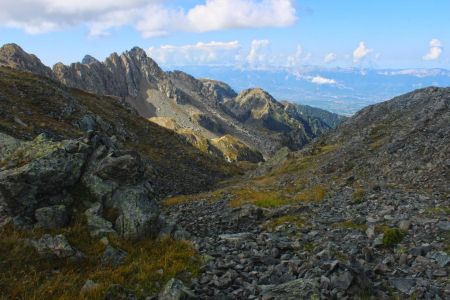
[163,189,450,299]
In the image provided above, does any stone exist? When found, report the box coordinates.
[432,269,448,277]
[261,278,321,300]
[398,220,411,231]
[330,271,353,291]
[102,245,127,266]
[365,226,376,239]
[159,278,196,300]
[389,278,415,295]
[94,151,143,185]
[111,185,159,239]
[374,262,391,274]
[426,251,450,268]
[80,279,100,295]
[437,221,450,231]
[409,244,432,257]
[218,232,252,242]
[84,203,116,238]
[271,248,280,258]
[26,234,83,260]
[34,205,69,229]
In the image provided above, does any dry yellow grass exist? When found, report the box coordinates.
[0,219,200,299]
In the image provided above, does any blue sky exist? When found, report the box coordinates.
[0,0,449,69]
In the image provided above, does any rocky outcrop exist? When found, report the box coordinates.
[0,132,160,239]
[0,44,54,78]
[0,134,87,221]
[26,234,84,260]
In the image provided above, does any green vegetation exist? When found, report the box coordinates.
[382,228,405,247]
[0,220,200,299]
[263,215,308,230]
[0,134,63,169]
[352,186,365,203]
[369,123,389,149]
[332,220,368,232]
[424,206,450,216]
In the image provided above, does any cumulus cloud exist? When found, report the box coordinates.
[310,75,337,85]
[0,0,297,37]
[323,52,336,64]
[246,39,270,65]
[353,41,373,63]
[0,0,148,34]
[423,38,443,61]
[147,41,241,65]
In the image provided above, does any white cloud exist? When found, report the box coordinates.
[0,0,297,37]
[423,38,443,61]
[246,39,270,65]
[353,41,373,63]
[0,0,148,34]
[287,45,303,67]
[323,52,336,64]
[147,41,241,65]
[310,75,336,85]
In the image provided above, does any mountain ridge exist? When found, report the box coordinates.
[0,43,342,158]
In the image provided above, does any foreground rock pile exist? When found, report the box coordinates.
[164,188,450,299]
[0,132,160,239]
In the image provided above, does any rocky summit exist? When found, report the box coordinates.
[0,44,449,300]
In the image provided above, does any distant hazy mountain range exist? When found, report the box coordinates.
[170,65,450,115]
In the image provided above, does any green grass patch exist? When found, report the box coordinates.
[382,228,406,247]
[332,220,368,232]
[263,215,307,230]
[352,186,365,203]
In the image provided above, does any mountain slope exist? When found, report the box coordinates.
[0,44,342,157]
[0,66,238,196]
[163,87,450,299]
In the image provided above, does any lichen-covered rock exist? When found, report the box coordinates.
[260,278,321,300]
[26,234,83,260]
[111,185,159,239]
[84,203,116,238]
[158,278,196,300]
[34,205,69,229]
[94,151,144,185]
[0,134,87,217]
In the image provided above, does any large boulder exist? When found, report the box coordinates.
[80,136,160,239]
[110,185,159,239]
[26,234,84,260]
[34,205,69,229]
[0,134,88,218]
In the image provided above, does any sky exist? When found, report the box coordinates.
[0,0,449,70]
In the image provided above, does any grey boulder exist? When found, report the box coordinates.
[159,278,196,300]
[34,205,69,229]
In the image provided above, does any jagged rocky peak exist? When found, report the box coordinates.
[0,43,54,79]
[81,55,99,65]
[200,79,237,101]
[226,88,281,121]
